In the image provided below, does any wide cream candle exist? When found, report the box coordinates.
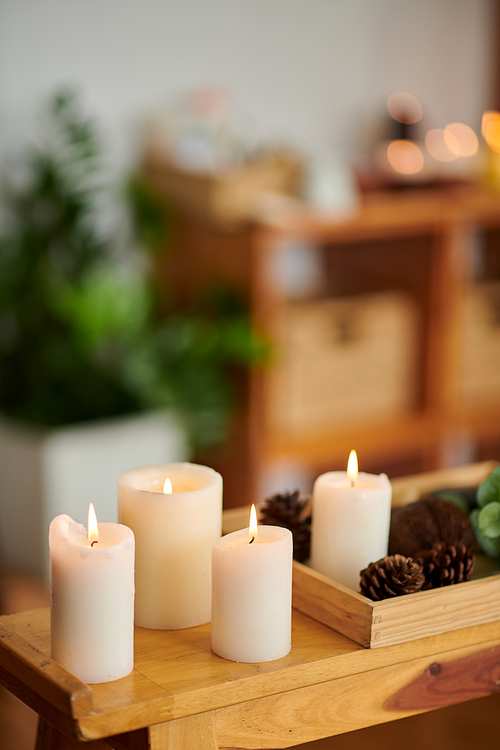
[49,505,135,684]
[118,462,222,630]
[310,452,392,590]
[211,508,292,663]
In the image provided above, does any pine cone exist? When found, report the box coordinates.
[389,496,475,558]
[360,555,425,601]
[260,490,311,562]
[415,542,475,590]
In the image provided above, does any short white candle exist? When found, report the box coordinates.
[211,507,293,663]
[310,452,392,590]
[49,505,135,684]
[118,463,222,630]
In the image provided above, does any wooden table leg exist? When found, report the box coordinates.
[35,718,109,749]
[149,712,218,750]
[35,714,219,750]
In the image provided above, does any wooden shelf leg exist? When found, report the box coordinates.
[35,717,109,749]
[149,712,218,750]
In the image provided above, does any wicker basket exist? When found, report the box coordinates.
[267,291,418,434]
[143,146,303,222]
[459,281,500,405]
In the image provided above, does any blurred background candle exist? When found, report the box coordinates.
[49,504,135,684]
[310,451,392,591]
[118,462,222,629]
[211,505,292,663]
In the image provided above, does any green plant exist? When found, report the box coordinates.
[0,90,268,449]
[471,466,500,562]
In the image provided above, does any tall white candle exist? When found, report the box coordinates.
[211,508,292,663]
[310,453,392,590]
[118,463,222,630]
[49,505,135,684]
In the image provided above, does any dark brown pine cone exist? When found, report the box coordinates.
[415,542,475,590]
[359,555,425,601]
[389,496,475,558]
[260,490,311,563]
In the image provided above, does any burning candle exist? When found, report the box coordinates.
[310,451,392,590]
[118,463,222,630]
[211,505,292,663]
[49,504,135,684]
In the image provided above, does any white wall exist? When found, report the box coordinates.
[0,0,495,171]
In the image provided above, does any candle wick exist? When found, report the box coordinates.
[351,479,355,488]
[249,536,255,544]
[91,540,98,547]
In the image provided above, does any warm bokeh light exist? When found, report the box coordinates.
[482,111,500,154]
[249,503,258,541]
[444,123,478,157]
[387,92,423,124]
[482,110,499,138]
[347,450,358,482]
[88,502,98,545]
[163,478,173,493]
[425,128,458,162]
[386,140,424,175]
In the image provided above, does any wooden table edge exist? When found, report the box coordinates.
[1,608,500,743]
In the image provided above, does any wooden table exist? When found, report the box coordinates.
[0,605,499,749]
[2,463,500,749]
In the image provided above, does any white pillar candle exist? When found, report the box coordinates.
[211,508,292,663]
[118,463,222,630]
[49,505,135,684]
[310,453,392,591]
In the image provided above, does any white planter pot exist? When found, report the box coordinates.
[0,410,188,578]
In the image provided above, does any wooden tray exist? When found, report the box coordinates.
[295,461,500,648]
[223,461,500,650]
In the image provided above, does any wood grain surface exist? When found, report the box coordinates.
[0,621,92,719]
[214,639,500,749]
[1,605,500,744]
[1,462,500,748]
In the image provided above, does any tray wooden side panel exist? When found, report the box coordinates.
[370,574,500,648]
[292,562,374,647]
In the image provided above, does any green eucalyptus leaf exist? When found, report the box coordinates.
[471,509,500,560]
[477,466,500,507]
[478,501,500,539]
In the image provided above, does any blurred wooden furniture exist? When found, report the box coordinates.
[145,153,500,506]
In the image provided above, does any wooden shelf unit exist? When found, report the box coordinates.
[144,156,500,507]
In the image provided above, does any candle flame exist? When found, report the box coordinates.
[88,503,98,546]
[347,450,358,485]
[249,503,258,542]
[163,478,173,494]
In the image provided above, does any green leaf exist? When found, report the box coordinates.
[49,265,152,351]
[477,466,500,507]
[478,501,500,539]
[471,509,500,560]
[124,174,170,252]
